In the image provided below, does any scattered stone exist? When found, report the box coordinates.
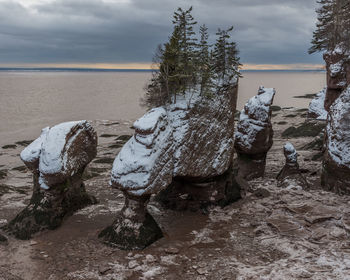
[15,140,34,147]
[93,157,114,164]
[98,265,112,275]
[6,121,97,239]
[0,169,7,180]
[253,188,271,198]
[234,86,275,180]
[0,232,7,243]
[1,144,17,149]
[271,105,281,112]
[100,133,117,138]
[145,254,156,263]
[29,240,38,246]
[164,247,180,254]
[128,260,139,269]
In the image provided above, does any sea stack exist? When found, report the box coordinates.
[99,85,242,250]
[6,121,97,239]
[322,86,350,195]
[277,142,308,189]
[234,86,275,180]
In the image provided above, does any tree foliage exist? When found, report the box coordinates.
[309,0,350,54]
[142,7,241,109]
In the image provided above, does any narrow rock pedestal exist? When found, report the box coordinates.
[5,121,97,239]
[7,170,96,240]
[277,143,308,189]
[99,194,162,250]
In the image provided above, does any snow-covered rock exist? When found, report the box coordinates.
[277,143,308,189]
[234,86,275,180]
[322,85,350,194]
[323,45,350,111]
[7,120,97,239]
[111,90,236,197]
[308,87,328,120]
[100,85,240,250]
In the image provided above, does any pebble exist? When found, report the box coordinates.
[29,241,38,246]
[164,247,179,254]
[145,254,156,263]
[128,260,139,269]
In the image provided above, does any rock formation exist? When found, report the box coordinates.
[277,142,308,189]
[322,86,350,195]
[323,46,350,111]
[234,86,275,180]
[6,121,97,239]
[99,86,242,250]
[308,87,327,120]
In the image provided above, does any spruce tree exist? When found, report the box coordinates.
[197,24,212,96]
[213,26,241,89]
[173,7,198,92]
[309,0,350,53]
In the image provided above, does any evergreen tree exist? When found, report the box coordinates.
[213,26,241,89]
[173,6,198,92]
[309,0,350,53]
[143,7,241,108]
[197,24,212,96]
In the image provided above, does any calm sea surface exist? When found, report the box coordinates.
[0,71,325,146]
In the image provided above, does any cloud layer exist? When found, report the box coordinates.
[0,0,323,65]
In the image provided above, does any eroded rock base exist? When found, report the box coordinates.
[156,168,242,212]
[235,153,267,180]
[99,195,163,250]
[5,172,96,240]
[322,157,350,195]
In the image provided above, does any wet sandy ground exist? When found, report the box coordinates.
[1,109,350,280]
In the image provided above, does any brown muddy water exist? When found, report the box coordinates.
[0,71,325,147]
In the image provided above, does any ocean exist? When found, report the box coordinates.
[0,69,326,147]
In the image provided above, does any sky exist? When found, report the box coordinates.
[0,0,324,69]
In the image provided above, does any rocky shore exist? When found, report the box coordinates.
[2,107,350,280]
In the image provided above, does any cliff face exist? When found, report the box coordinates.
[322,85,350,194]
[111,87,238,197]
[323,46,350,111]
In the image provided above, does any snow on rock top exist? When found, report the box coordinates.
[133,108,167,133]
[234,86,275,153]
[20,127,49,170]
[284,142,297,164]
[111,86,238,197]
[326,86,350,167]
[20,120,97,190]
[308,87,328,120]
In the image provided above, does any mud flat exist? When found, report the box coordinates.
[1,110,350,280]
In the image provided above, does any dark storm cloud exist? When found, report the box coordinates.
[0,0,323,64]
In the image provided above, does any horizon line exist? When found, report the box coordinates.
[0,63,325,71]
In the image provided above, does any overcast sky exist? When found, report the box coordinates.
[0,0,324,68]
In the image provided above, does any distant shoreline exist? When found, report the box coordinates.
[0,67,326,73]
